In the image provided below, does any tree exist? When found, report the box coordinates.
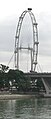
[0,64,9,73]
[7,69,31,92]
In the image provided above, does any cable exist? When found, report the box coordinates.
[37,63,43,73]
[7,53,14,66]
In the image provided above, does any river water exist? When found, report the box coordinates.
[0,97,51,119]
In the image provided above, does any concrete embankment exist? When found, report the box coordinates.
[43,94,51,98]
[0,93,51,99]
[0,94,35,100]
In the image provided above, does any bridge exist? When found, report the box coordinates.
[13,8,51,97]
[25,72,51,78]
[24,72,51,96]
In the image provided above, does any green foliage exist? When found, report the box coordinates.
[36,78,45,91]
[0,68,44,93]
[0,64,9,73]
[0,69,31,92]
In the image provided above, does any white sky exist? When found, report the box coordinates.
[0,0,51,72]
[0,0,51,21]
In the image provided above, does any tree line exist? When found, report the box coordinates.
[0,64,45,93]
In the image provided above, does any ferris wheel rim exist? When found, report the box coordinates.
[15,8,39,72]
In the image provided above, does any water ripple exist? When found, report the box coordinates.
[0,97,51,119]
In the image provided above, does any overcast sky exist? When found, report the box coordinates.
[0,0,51,72]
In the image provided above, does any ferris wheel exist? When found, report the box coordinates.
[14,8,39,72]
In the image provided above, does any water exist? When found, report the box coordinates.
[0,97,51,119]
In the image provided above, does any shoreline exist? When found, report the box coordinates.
[0,94,36,100]
[0,93,51,100]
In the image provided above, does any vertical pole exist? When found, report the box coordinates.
[31,50,33,71]
[33,25,35,72]
[15,38,16,68]
[17,50,19,69]
[17,41,19,70]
